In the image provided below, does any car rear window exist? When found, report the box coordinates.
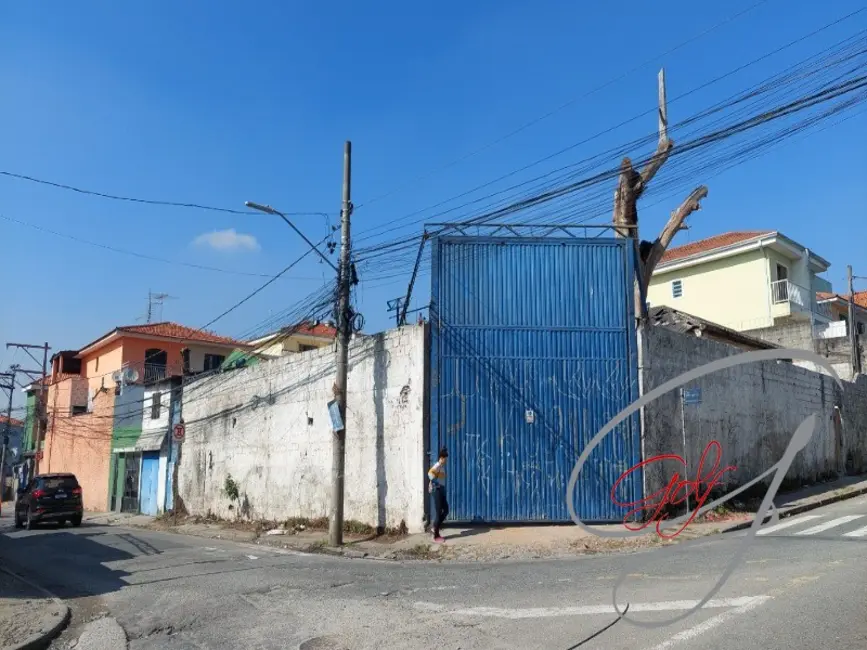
[41,477,79,490]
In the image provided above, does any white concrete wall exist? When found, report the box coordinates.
[642,326,867,499]
[177,325,427,533]
[142,383,171,434]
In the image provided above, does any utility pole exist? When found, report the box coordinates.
[330,140,352,547]
[847,265,860,376]
[0,365,18,504]
[6,342,50,473]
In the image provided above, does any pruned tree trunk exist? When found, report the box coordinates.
[612,69,708,308]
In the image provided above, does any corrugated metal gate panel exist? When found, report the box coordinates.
[430,236,641,523]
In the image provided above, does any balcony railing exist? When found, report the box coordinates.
[771,279,810,310]
[143,364,168,384]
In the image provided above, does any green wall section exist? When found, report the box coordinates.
[112,384,144,450]
[112,426,143,450]
[107,452,127,512]
[23,393,36,451]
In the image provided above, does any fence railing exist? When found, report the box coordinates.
[814,320,848,340]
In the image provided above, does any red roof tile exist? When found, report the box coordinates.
[252,321,337,342]
[116,322,245,347]
[0,415,24,427]
[293,322,337,338]
[817,290,867,310]
[660,231,775,264]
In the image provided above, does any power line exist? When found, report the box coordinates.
[0,170,332,219]
[351,37,867,288]
[353,0,776,211]
[0,213,324,280]
[352,7,867,246]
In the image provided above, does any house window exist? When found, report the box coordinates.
[298,344,317,353]
[95,357,100,372]
[203,354,225,372]
[151,392,162,420]
[775,263,788,281]
[71,405,87,416]
[671,280,683,299]
[859,322,865,336]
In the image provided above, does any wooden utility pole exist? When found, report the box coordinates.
[612,69,709,300]
[0,366,18,503]
[330,140,353,547]
[847,265,860,376]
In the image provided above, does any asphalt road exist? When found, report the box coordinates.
[2,497,867,650]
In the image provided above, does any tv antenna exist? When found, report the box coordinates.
[146,290,178,323]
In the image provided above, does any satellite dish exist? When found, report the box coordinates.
[123,367,140,383]
[111,371,123,383]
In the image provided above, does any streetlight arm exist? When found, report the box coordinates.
[245,200,338,273]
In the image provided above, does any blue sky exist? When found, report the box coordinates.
[2,0,866,402]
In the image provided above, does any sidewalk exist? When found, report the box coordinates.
[0,565,69,650]
[100,473,867,562]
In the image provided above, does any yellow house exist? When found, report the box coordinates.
[647,231,833,332]
[247,321,337,357]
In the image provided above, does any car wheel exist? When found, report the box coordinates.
[25,508,35,531]
[71,515,82,527]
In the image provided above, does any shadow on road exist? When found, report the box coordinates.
[0,526,143,600]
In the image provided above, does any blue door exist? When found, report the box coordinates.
[429,233,641,523]
[139,452,160,516]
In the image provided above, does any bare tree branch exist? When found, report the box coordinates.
[636,137,673,196]
[641,185,709,286]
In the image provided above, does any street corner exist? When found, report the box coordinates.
[0,566,70,650]
[68,616,127,650]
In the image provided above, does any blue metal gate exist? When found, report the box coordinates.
[139,451,160,516]
[429,230,642,523]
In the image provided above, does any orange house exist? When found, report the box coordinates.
[42,322,246,512]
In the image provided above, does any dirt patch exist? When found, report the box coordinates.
[0,569,68,649]
[146,511,409,553]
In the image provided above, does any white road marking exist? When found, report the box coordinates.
[842,524,867,538]
[645,596,770,649]
[246,555,259,560]
[793,515,865,536]
[756,515,821,535]
[413,596,768,619]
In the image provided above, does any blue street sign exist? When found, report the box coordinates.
[327,399,345,432]
[682,387,702,405]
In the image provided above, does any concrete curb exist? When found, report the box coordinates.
[720,485,867,534]
[0,566,70,650]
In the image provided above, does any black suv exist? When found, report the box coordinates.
[15,473,84,529]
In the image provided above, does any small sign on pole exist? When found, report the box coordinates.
[327,400,345,432]
[682,387,702,406]
[172,422,186,442]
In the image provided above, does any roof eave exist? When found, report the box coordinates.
[655,234,774,274]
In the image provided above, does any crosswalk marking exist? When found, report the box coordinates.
[793,515,865,536]
[842,524,867,538]
[415,596,769,619]
[756,515,822,536]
